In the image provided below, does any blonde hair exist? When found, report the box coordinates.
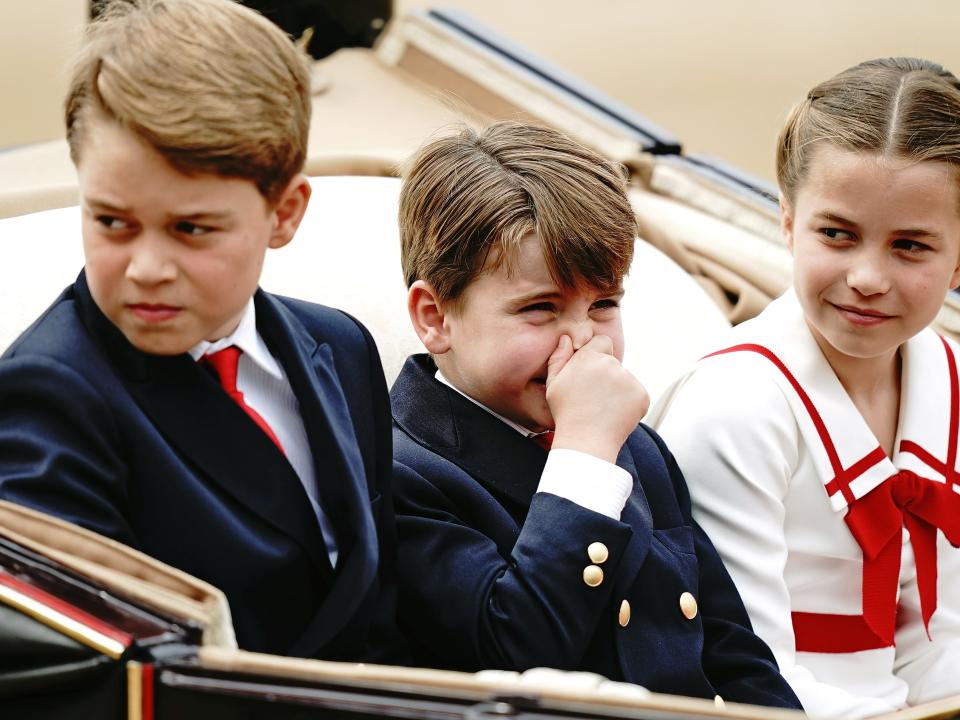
[777,57,960,205]
[399,122,636,309]
[66,0,312,204]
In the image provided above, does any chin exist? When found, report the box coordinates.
[823,331,900,361]
[124,332,193,356]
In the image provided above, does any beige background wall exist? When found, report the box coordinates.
[0,0,88,148]
[3,0,959,183]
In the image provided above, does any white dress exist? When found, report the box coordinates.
[649,289,960,719]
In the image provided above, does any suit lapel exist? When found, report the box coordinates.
[392,355,546,517]
[74,275,334,581]
[256,294,380,655]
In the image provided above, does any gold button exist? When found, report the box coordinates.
[618,599,631,627]
[714,695,725,708]
[679,592,698,620]
[587,542,609,564]
[583,565,604,587]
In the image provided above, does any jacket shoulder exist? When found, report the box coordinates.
[392,423,461,478]
[627,424,673,475]
[272,294,370,346]
[3,286,85,361]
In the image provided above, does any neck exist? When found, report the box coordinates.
[808,322,901,399]
[807,321,903,455]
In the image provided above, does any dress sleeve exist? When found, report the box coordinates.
[653,362,898,718]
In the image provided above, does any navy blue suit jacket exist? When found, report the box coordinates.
[0,273,403,661]
[391,354,801,709]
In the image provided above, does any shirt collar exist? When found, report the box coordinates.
[435,369,537,437]
[188,298,284,380]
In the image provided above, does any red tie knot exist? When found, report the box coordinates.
[530,430,554,451]
[203,346,241,392]
[891,470,923,509]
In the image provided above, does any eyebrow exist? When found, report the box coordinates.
[508,289,564,306]
[508,285,625,306]
[813,211,942,239]
[84,198,232,222]
[84,198,130,214]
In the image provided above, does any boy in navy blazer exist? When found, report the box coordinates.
[0,0,401,662]
[391,122,801,708]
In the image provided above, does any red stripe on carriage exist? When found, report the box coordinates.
[0,571,134,649]
[142,662,155,720]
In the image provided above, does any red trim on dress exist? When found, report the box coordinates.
[705,341,960,653]
[900,336,960,490]
[706,344,884,505]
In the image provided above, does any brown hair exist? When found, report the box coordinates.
[777,57,960,205]
[66,0,312,204]
[399,122,636,309]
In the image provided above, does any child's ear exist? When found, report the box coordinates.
[268,175,311,249]
[780,195,795,252]
[408,281,451,354]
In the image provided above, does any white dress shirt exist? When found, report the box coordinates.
[435,370,632,519]
[190,298,339,566]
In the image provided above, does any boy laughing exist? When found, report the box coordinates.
[390,121,801,708]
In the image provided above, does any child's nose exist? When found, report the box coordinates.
[845,250,891,296]
[567,317,595,351]
[125,238,176,285]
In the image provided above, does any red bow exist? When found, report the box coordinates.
[844,470,960,645]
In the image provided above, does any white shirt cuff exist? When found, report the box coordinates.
[536,449,632,519]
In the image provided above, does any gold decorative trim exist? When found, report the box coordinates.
[127,661,143,720]
[0,582,126,659]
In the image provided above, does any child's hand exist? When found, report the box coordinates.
[545,334,649,463]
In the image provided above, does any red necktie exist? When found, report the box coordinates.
[530,430,554,451]
[203,346,285,455]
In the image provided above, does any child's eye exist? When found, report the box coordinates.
[591,298,620,311]
[174,221,213,237]
[892,238,931,253]
[96,215,130,231]
[520,302,556,313]
[820,227,853,242]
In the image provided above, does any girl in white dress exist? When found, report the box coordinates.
[650,58,960,718]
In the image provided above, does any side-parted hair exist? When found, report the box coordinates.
[399,122,636,309]
[777,57,960,206]
[66,0,312,204]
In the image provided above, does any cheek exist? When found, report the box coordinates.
[611,318,626,358]
[910,268,954,307]
[792,249,836,290]
[597,316,626,360]
[82,239,126,283]
[497,328,555,373]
